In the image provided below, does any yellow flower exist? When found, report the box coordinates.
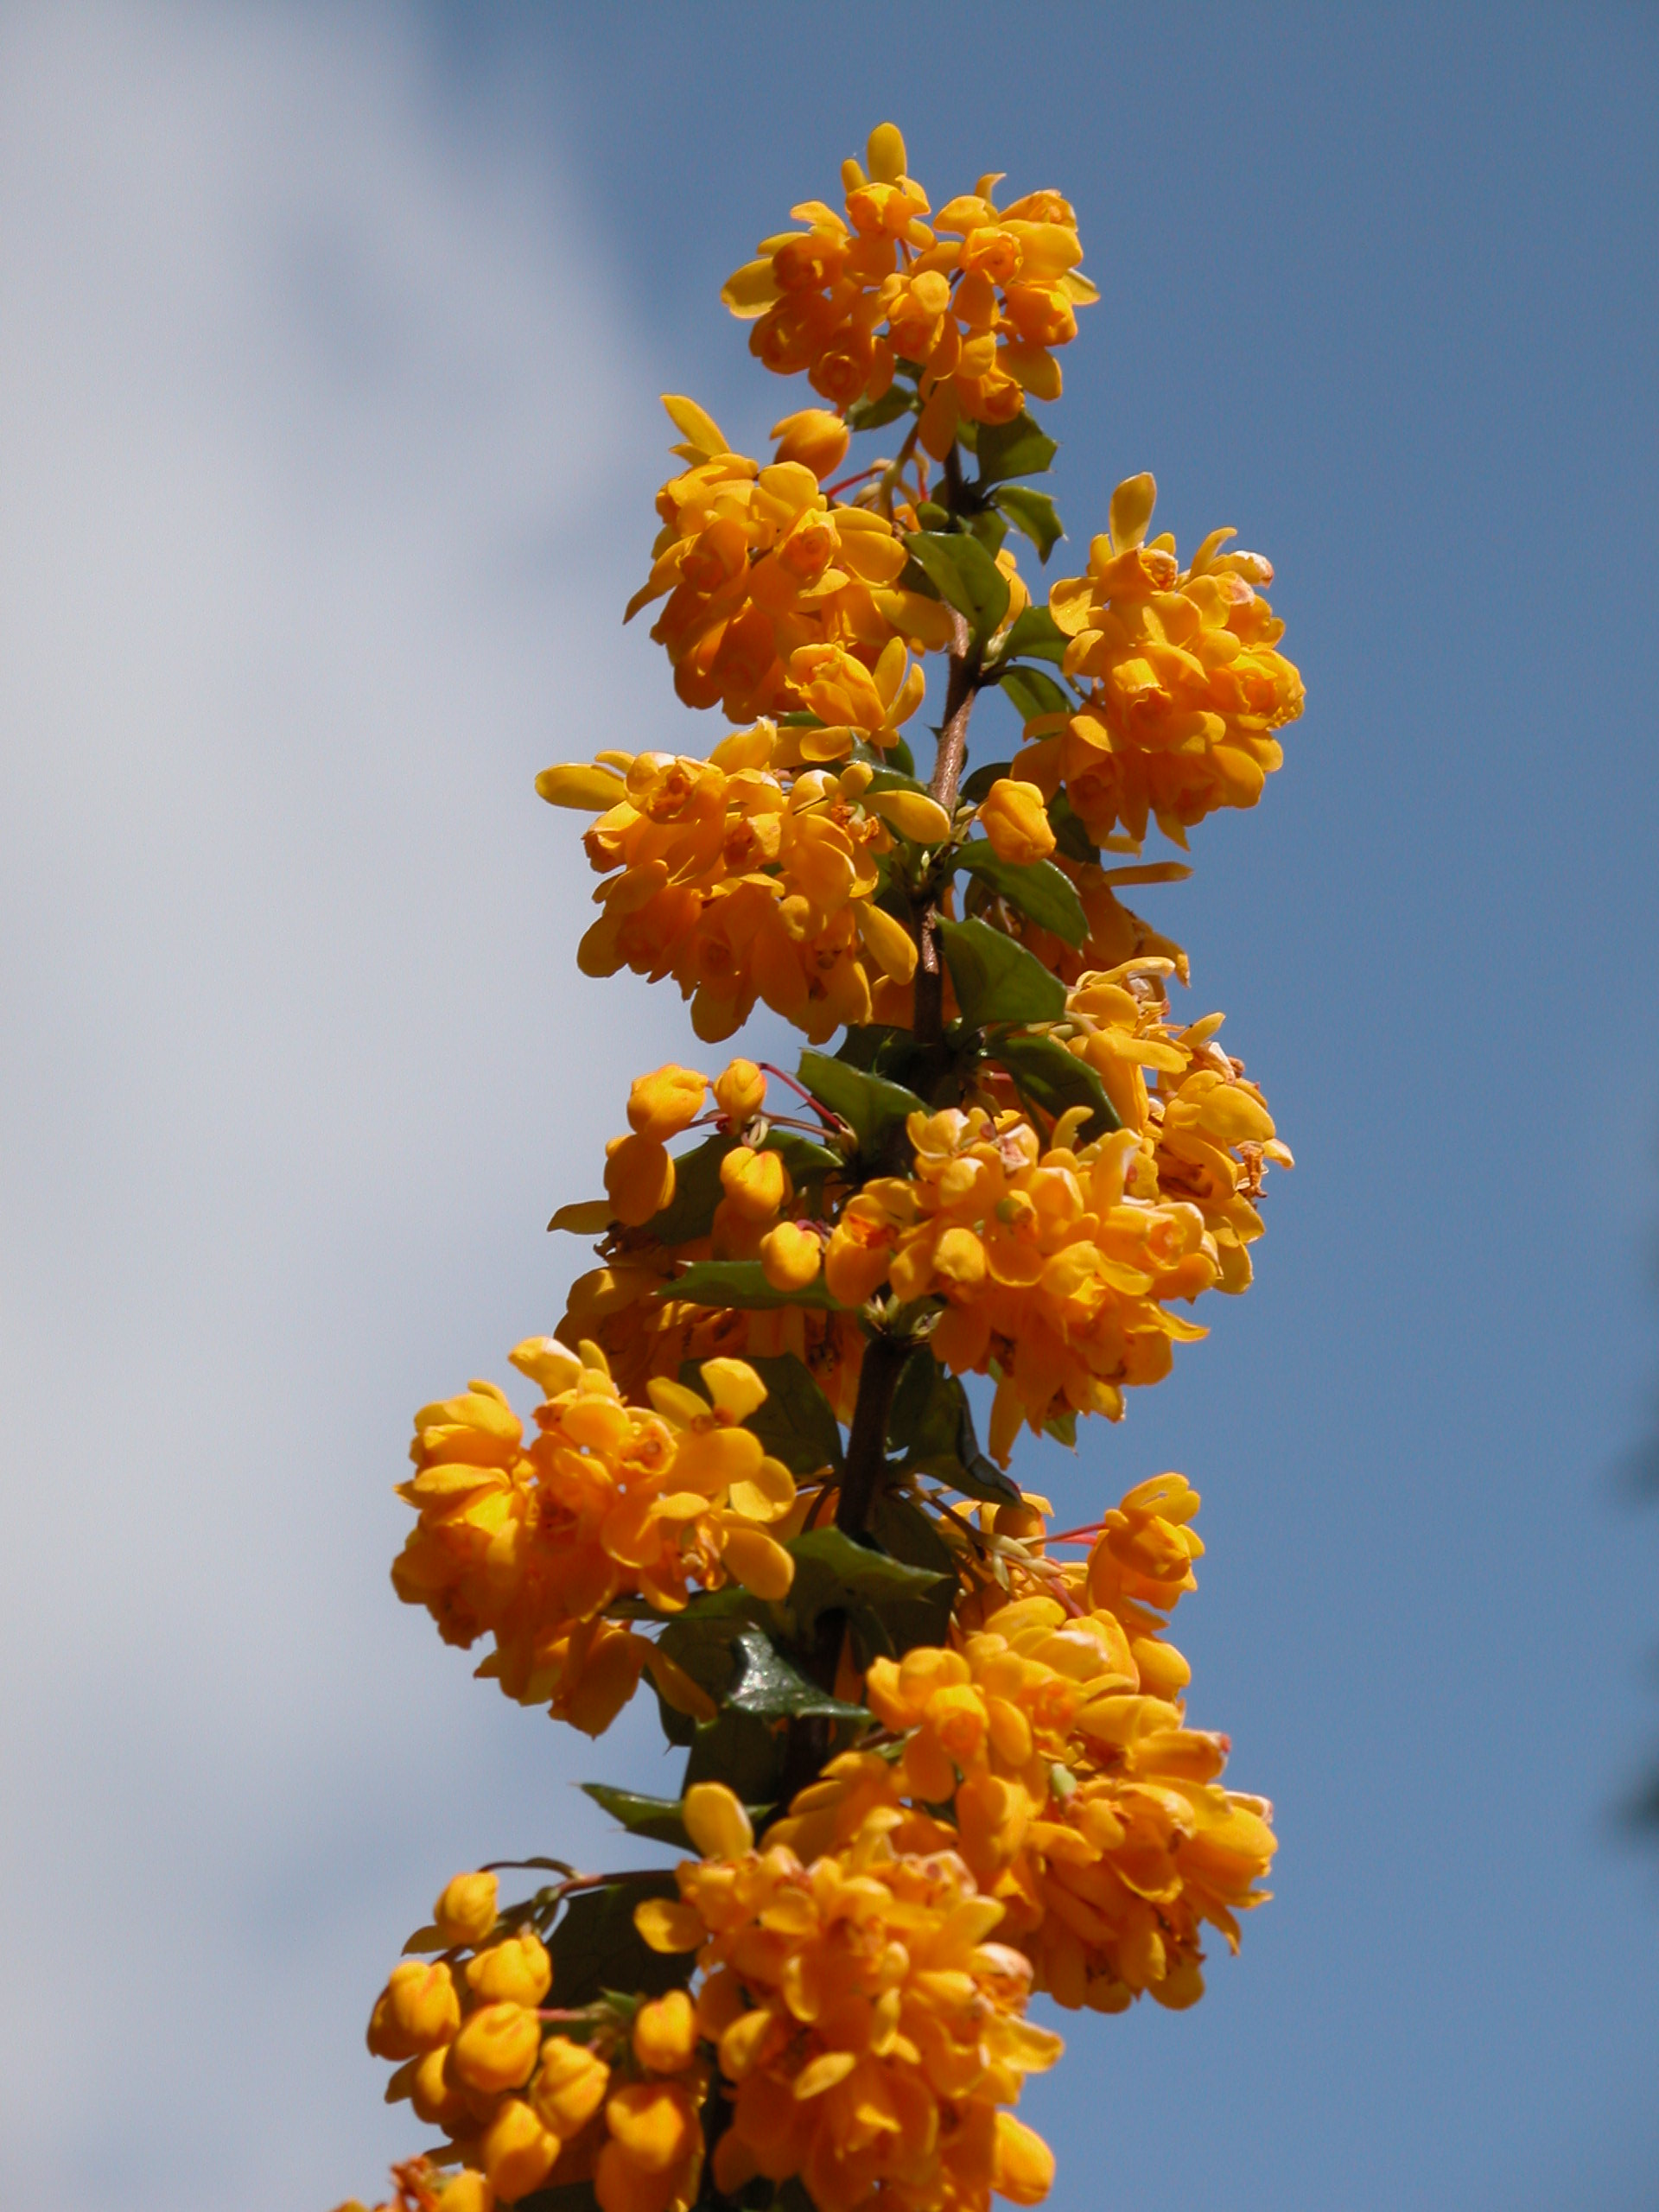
[433,1870,499,1949]
[390,1344,798,1731]
[813,962,1287,1448]
[770,408,850,481]
[482,2098,561,2202]
[976,778,1056,866]
[367,1961,461,2059]
[1032,474,1305,849]
[623,399,916,722]
[540,726,928,1043]
[636,1783,1060,2212]
[722,124,1096,448]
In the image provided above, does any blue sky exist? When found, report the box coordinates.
[2,6,1656,2209]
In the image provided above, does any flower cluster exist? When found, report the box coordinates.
[636,1784,1060,2212]
[538,720,954,1044]
[1022,474,1304,849]
[390,1344,798,1734]
[722,124,1096,457]
[817,971,1287,1456]
[620,397,951,724]
[772,1478,1276,2014]
[356,1868,711,2212]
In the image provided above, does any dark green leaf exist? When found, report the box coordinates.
[938,916,1066,1028]
[959,759,1014,806]
[783,1525,953,1636]
[798,1051,926,1156]
[995,1031,1121,1142]
[1000,606,1069,665]
[903,531,1010,650]
[845,386,915,432]
[952,843,1088,946]
[870,1488,957,1580]
[967,507,1009,557]
[887,1350,1020,1506]
[680,1625,868,1798]
[864,1493,959,1651]
[1049,790,1100,864]
[862,764,931,799]
[999,665,1071,722]
[992,485,1064,563]
[765,1132,844,1185]
[713,1352,844,1476]
[644,1133,734,1245]
[549,1876,689,2010]
[582,1783,772,1850]
[974,411,1058,486]
[656,1261,844,1312]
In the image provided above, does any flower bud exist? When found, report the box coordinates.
[450,2002,542,2094]
[627,1064,709,1141]
[368,1960,461,2058]
[760,1221,822,1291]
[977,778,1056,866]
[433,1870,499,1949]
[769,408,849,482]
[532,2036,611,2134]
[435,2176,494,2212]
[683,1781,754,1859]
[632,1989,698,2074]
[604,2081,700,2175]
[466,1929,552,2008]
[483,2098,561,2201]
[604,1133,675,1227]
[718,1145,787,1224]
[993,2111,1056,2206]
[410,2045,471,2129]
[713,1058,766,1127]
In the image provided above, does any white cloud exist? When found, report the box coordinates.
[0,7,693,2203]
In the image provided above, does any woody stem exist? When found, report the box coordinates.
[834,1330,913,1540]
[912,611,976,1049]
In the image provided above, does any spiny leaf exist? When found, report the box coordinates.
[998,664,1071,722]
[783,1526,953,1635]
[974,411,1058,486]
[992,485,1064,563]
[938,916,1066,1029]
[903,530,1010,650]
[952,843,1088,946]
[1000,606,1069,665]
[581,1783,771,1850]
[995,1031,1121,1142]
[887,1351,1021,1506]
[655,1261,843,1312]
[548,1878,689,2010]
[679,1351,843,1476]
[798,1051,926,1157]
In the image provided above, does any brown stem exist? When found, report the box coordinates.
[834,1332,913,1538]
[913,610,977,1048]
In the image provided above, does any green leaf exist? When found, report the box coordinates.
[656,1260,844,1312]
[784,1526,953,1635]
[642,1133,733,1245]
[995,1031,1121,1141]
[1000,606,1069,665]
[974,410,1058,486]
[967,506,1009,557]
[766,1131,844,1185]
[959,759,1014,806]
[938,916,1066,1028]
[680,1625,868,1798]
[548,1876,690,2010]
[1049,790,1100,864]
[999,665,1071,722]
[864,1494,959,1652]
[953,843,1088,947]
[845,386,915,432]
[798,1051,926,1157]
[887,1351,1020,1506]
[582,1783,771,1851]
[992,485,1064,563]
[903,531,1010,650]
[692,1351,843,1476]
